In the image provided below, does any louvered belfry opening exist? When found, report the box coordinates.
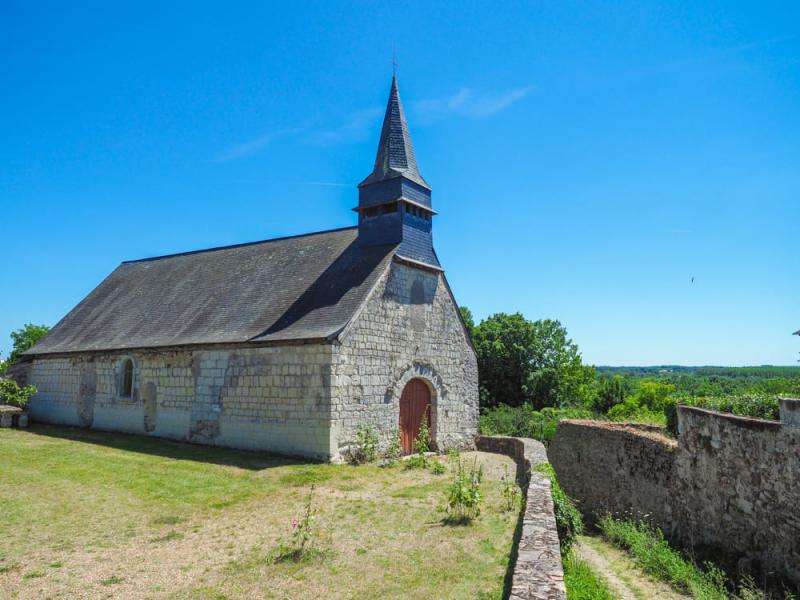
[355,77,440,269]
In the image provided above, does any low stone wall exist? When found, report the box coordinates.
[548,401,800,587]
[477,435,566,600]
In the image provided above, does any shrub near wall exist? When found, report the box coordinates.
[480,405,593,445]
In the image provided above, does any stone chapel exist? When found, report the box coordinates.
[23,77,479,461]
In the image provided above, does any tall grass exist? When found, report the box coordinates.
[563,551,617,600]
[599,516,728,599]
[599,517,796,600]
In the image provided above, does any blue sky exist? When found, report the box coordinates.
[1,1,798,365]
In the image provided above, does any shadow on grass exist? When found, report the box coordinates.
[24,423,309,471]
[440,514,476,527]
[501,481,526,600]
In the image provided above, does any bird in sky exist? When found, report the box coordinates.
[691,277,695,284]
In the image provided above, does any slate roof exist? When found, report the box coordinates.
[359,77,430,190]
[27,227,397,355]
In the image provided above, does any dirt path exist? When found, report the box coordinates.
[576,535,691,600]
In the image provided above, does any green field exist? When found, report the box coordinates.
[0,425,519,599]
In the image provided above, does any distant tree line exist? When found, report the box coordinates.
[460,307,800,444]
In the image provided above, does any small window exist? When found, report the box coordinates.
[364,206,380,219]
[382,202,398,214]
[120,358,134,398]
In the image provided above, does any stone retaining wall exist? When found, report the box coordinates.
[548,401,800,587]
[477,435,566,600]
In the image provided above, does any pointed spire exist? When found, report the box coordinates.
[359,77,430,190]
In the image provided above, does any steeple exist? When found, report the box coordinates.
[359,77,430,190]
[356,77,439,269]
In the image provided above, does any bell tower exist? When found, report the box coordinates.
[356,77,440,269]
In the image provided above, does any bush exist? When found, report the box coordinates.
[535,464,583,555]
[480,404,594,445]
[665,394,781,437]
[445,458,483,522]
[0,378,36,408]
[606,397,665,424]
[500,466,521,512]
[665,398,679,436]
[346,423,379,465]
[682,394,780,421]
[430,460,446,475]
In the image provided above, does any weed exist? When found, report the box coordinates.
[382,429,402,465]
[269,485,320,562]
[447,447,461,463]
[346,423,379,465]
[500,466,521,511]
[23,571,45,579]
[444,457,483,522]
[413,412,431,455]
[430,460,446,475]
[534,464,583,555]
[100,575,124,586]
[599,516,728,599]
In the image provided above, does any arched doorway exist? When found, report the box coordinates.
[399,378,431,455]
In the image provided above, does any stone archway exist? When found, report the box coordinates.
[389,363,445,452]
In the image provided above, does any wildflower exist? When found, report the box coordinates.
[291,518,298,530]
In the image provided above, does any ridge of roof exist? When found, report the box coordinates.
[123,226,358,264]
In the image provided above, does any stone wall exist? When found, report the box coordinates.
[548,421,676,531]
[332,261,479,453]
[671,406,800,584]
[478,435,566,600]
[28,344,335,459]
[548,403,800,587]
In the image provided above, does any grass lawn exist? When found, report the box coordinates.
[0,425,519,599]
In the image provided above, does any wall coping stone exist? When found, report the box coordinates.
[477,435,566,600]
[678,405,783,432]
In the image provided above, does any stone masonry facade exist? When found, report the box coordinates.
[26,260,479,461]
[332,261,479,453]
[28,344,335,458]
[548,403,800,588]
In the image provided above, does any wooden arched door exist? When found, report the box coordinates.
[399,378,431,455]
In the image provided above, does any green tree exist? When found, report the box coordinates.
[7,324,50,364]
[472,313,594,409]
[459,306,475,340]
[594,375,630,413]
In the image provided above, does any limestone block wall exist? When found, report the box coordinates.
[28,344,335,459]
[671,406,800,584]
[548,405,800,587]
[548,421,677,530]
[332,261,479,453]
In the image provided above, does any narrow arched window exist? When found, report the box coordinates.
[121,358,134,398]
